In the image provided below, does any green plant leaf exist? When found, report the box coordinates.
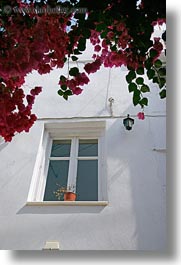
[74,49,82,55]
[159,78,166,89]
[140,97,148,106]
[63,94,68,100]
[159,89,166,98]
[126,70,136,83]
[158,67,166,76]
[57,89,63,96]
[145,58,152,70]
[61,84,67,91]
[96,23,106,32]
[111,45,117,51]
[69,67,79,76]
[153,76,159,83]
[154,59,162,68]
[71,56,78,61]
[149,48,158,58]
[141,84,150,93]
[101,31,108,38]
[128,82,137,92]
[59,75,66,82]
[66,21,71,26]
[136,77,144,85]
[136,67,144,75]
[83,28,91,38]
[78,37,86,51]
[147,68,155,79]
[64,90,73,96]
[133,90,141,106]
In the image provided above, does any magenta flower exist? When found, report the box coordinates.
[137,112,145,120]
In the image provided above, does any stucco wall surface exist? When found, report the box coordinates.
[0,45,166,250]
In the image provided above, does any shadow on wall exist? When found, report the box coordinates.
[17,205,106,214]
[106,115,166,251]
[0,141,8,152]
[10,250,176,262]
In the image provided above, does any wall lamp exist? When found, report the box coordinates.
[123,114,134,131]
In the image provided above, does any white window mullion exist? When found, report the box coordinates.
[67,137,78,190]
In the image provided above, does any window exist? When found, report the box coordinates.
[27,121,107,205]
[43,138,98,201]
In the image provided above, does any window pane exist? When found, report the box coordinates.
[76,160,98,201]
[50,140,71,157]
[78,139,98,157]
[43,160,69,201]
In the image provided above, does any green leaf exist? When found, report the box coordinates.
[149,48,158,58]
[71,56,78,61]
[128,82,137,92]
[57,89,64,96]
[74,49,82,55]
[126,70,136,83]
[69,67,79,76]
[61,84,67,91]
[63,94,68,100]
[136,67,144,75]
[145,58,152,70]
[64,90,73,96]
[159,78,166,89]
[140,97,148,106]
[78,37,86,51]
[66,21,71,26]
[153,76,159,83]
[136,77,144,85]
[111,45,117,51]
[158,67,166,76]
[141,85,150,93]
[59,75,66,82]
[154,59,162,68]
[101,31,108,38]
[159,89,166,98]
[83,28,91,38]
[96,23,106,32]
[133,90,141,106]
[147,69,155,79]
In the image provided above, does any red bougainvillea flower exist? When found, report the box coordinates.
[84,59,102,74]
[137,112,145,120]
[75,73,90,86]
[30,87,42,96]
[0,0,166,142]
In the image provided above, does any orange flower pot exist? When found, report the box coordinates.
[64,192,76,201]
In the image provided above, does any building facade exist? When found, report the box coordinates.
[0,47,166,250]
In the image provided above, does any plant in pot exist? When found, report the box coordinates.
[53,184,76,201]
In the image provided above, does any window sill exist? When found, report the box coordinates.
[26,201,108,206]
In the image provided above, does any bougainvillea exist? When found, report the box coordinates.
[0,0,166,141]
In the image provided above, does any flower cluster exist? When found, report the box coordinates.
[137,112,145,120]
[0,81,42,141]
[59,72,90,96]
[0,2,70,141]
[0,0,166,141]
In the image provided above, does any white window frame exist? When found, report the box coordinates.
[27,121,108,206]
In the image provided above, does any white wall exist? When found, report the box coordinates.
[0,44,166,250]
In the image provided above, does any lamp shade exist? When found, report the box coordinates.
[123,114,134,130]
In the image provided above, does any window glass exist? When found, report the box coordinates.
[76,160,98,201]
[50,140,71,157]
[78,139,98,157]
[43,160,69,201]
